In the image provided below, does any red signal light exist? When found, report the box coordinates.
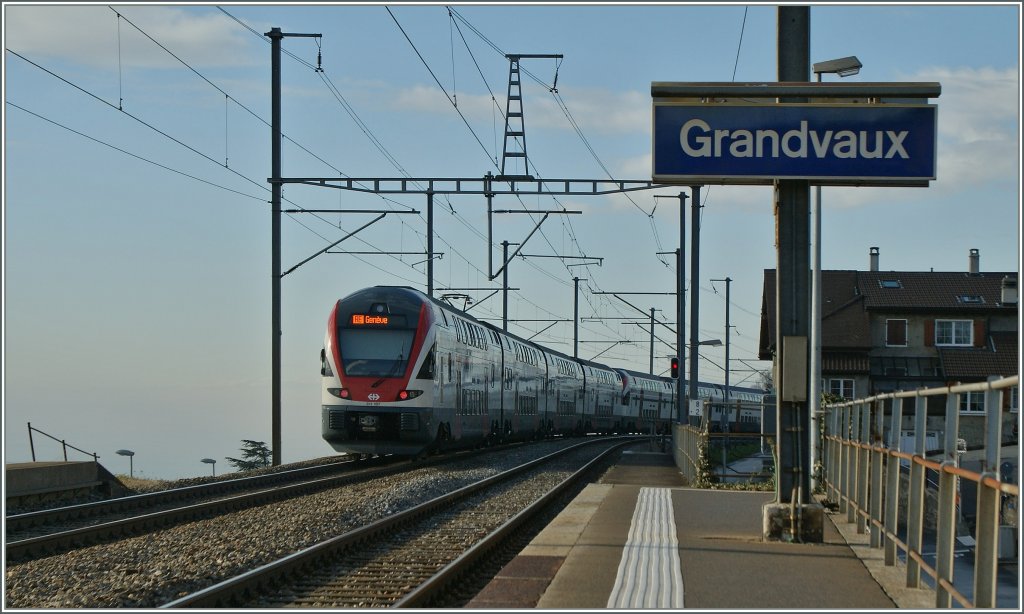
[670,357,680,378]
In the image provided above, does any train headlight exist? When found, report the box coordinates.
[328,388,350,399]
[397,390,423,401]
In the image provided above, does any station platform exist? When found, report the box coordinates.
[4,461,128,507]
[468,444,935,609]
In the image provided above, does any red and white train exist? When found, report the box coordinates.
[321,286,764,456]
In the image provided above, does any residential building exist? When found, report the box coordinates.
[759,248,1018,447]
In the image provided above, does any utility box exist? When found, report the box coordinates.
[780,336,807,402]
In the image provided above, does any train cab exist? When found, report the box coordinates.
[321,287,437,455]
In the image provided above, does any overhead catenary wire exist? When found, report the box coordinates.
[8,8,633,366]
[387,6,636,339]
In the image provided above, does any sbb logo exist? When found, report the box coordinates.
[367,393,381,401]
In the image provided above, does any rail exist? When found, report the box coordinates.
[26,422,99,462]
[821,375,1019,609]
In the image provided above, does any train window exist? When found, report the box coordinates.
[416,344,435,380]
[337,328,414,377]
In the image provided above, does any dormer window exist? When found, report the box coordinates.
[958,295,984,304]
[879,279,902,289]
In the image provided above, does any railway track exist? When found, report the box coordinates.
[5,445,516,562]
[161,438,632,608]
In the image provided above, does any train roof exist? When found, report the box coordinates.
[354,288,765,396]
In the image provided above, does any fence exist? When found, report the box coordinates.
[27,422,99,462]
[822,375,1019,609]
[672,399,775,486]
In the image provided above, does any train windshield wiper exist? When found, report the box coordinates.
[371,349,405,388]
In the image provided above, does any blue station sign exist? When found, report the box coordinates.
[653,103,937,185]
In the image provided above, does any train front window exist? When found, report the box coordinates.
[338,329,415,377]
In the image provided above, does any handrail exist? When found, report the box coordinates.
[27,422,99,462]
[820,375,1018,608]
[822,375,1018,408]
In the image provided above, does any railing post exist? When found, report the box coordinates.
[906,393,927,588]
[857,401,871,534]
[835,405,843,515]
[845,403,857,522]
[935,391,961,608]
[885,395,903,566]
[62,439,68,461]
[870,399,885,548]
[28,422,36,462]
[834,405,844,505]
[822,405,834,503]
[973,382,1003,607]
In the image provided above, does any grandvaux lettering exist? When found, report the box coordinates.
[679,119,910,160]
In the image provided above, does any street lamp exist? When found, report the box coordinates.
[811,56,862,78]
[201,458,217,477]
[811,55,862,492]
[116,449,134,478]
[685,339,722,425]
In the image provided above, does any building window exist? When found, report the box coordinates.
[886,319,907,347]
[879,279,902,289]
[935,319,973,346]
[959,391,985,413]
[829,378,855,400]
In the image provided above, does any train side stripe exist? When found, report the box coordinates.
[606,487,684,608]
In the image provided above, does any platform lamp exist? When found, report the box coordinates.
[201,458,217,477]
[685,338,722,426]
[116,449,134,478]
[811,55,862,491]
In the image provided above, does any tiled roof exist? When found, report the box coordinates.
[760,269,872,358]
[939,331,1019,379]
[858,271,1017,312]
[759,269,1018,359]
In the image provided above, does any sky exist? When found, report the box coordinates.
[3,2,1020,481]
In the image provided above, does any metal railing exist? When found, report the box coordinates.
[27,422,99,462]
[821,376,1019,609]
[672,399,775,486]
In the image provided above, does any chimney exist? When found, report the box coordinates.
[1002,276,1018,305]
[969,248,980,274]
[869,246,879,272]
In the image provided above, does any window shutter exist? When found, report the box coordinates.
[974,319,986,347]
[924,319,934,347]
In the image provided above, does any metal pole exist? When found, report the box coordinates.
[268,27,283,467]
[486,172,494,279]
[810,69,824,494]
[28,422,36,462]
[502,240,509,331]
[427,190,434,297]
[574,277,580,359]
[775,5,811,505]
[688,186,701,423]
[649,307,655,374]
[677,192,687,424]
[721,277,731,425]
